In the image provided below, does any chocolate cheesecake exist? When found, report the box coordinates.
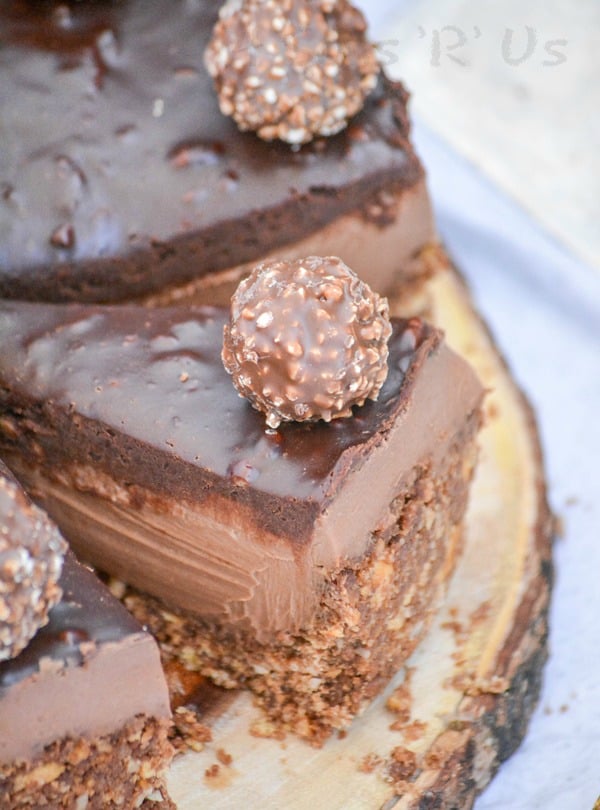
[0,474,173,808]
[0,300,483,741]
[0,0,434,305]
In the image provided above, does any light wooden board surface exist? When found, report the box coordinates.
[394,119,600,810]
[167,254,552,809]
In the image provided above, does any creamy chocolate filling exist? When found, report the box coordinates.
[0,303,483,639]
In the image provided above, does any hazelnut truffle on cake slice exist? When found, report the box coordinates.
[0,466,173,809]
[204,0,380,145]
[0,459,66,662]
[0,267,483,742]
[222,256,392,427]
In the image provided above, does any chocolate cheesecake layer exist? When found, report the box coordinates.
[0,301,483,637]
[0,550,171,764]
[0,0,432,303]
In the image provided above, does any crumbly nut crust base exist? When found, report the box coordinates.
[123,412,480,745]
[0,716,174,809]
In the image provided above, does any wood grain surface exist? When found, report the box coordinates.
[166,249,554,809]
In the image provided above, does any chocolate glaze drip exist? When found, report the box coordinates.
[0,0,422,302]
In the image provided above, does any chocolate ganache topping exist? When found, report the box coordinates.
[0,552,141,689]
[0,301,436,516]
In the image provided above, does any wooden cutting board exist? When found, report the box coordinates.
[166,248,554,809]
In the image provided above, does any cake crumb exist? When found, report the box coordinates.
[358,753,383,774]
[400,720,427,743]
[203,758,238,790]
[386,668,414,724]
[423,749,443,770]
[249,716,286,741]
[444,672,509,696]
[216,748,233,766]
[466,675,510,696]
[469,600,492,627]
[169,707,212,755]
[387,746,417,782]
[441,619,465,643]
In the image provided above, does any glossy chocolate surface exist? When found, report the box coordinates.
[0,0,421,301]
[0,551,142,689]
[0,302,431,495]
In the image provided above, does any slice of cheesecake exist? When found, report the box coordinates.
[0,0,434,305]
[0,301,483,742]
[0,467,173,809]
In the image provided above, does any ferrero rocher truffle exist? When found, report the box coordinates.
[0,462,67,661]
[204,0,380,145]
[222,256,392,428]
